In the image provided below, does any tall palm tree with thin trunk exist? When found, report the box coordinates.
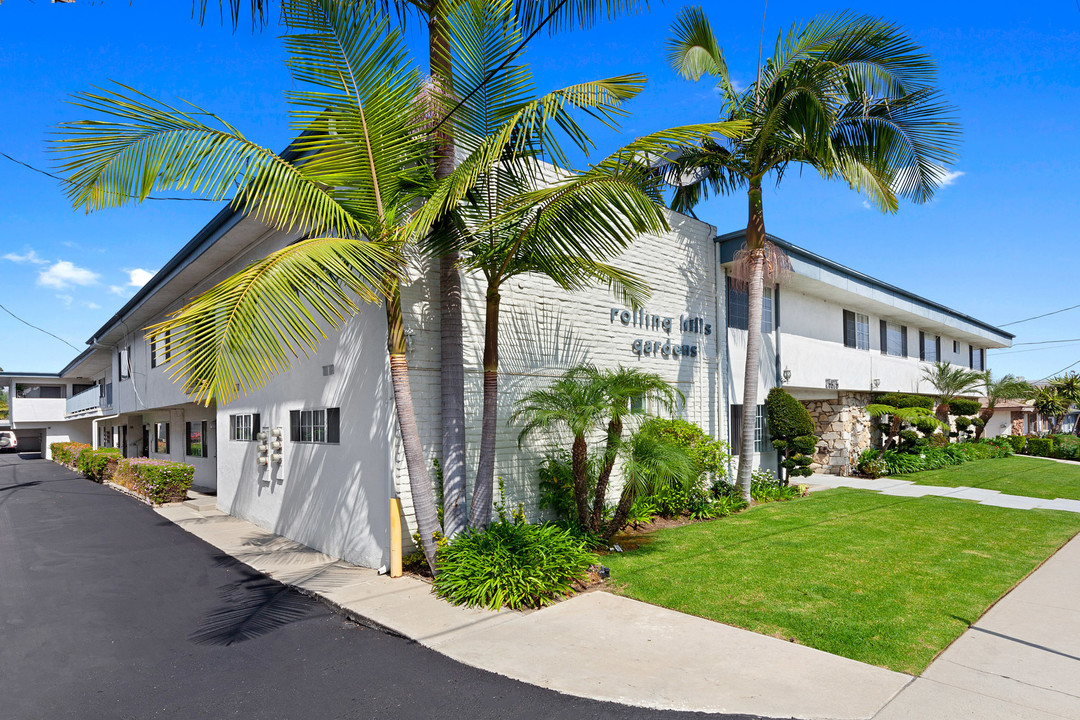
[55,0,449,572]
[195,1,655,542]
[659,8,959,501]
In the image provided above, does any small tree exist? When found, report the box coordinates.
[867,400,946,449]
[976,373,1033,439]
[920,361,983,420]
[1048,373,1080,436]
[764,388,817,484]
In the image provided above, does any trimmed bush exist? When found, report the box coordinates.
[112,458,195,504]
[914,417,940,435]
[433,518,597,610]
[946,398,982,416]
[876,393,934,410]
[51,442,91,468]
[954,417,972,432]
[76,447,122,483]
[764,388,818,482]
[1027,437,1054,458]
[1006,435,1027,454]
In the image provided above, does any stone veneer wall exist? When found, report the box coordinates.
[1011,411,1025,436]
[802,393,874,475]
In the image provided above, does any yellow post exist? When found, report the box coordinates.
[389,497,403,578]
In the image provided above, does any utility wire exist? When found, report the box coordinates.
[1037,358,1080,383]
[0,302,81,352]
[1,152,230,203]
[1011,337,1080,346]
[999,302,1080,327]
[430,0,569,133]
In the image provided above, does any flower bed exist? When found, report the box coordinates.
[51,442,91,468]
[111,458,195,505]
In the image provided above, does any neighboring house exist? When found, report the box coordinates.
[0,367,98,456]
[19,207,1012,570]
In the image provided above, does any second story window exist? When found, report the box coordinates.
[118,347,131,380]
[920,332,940,362]
[880,321,908,357]
[229,413,260,441]
[843,310,870,350]
[727,278,774,332]
[970,346,985,371]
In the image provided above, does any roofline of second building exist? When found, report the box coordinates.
[715,230,1015,341]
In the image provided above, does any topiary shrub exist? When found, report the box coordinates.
[954,417,972,432]
[876,393,934,410]
[914,417,940,435]
[112,458,195,504]
[433,517,596,610]
[946,397,982,416]
[764,388,818,482]
[970,417,985,428]
[76,447,122,483]
[1006,435,1027,454]
[1026,437,1054,458]
[51,442,91,468]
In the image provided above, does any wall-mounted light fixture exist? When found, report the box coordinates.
[872,378,881,390]
[782,367,792,384]
[403,327,417,353]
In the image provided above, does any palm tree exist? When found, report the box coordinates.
[607,423,696,541]
[976,372,1033,439]
[1030,385,1068,435]
[195,0,655,543]
[921,361,984,418]
[1049,372,1080,435]
[658,8,959,502]
[54,0,448,571]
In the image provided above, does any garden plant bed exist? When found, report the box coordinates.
[602,487,1080,674]
[905,455,1080,500]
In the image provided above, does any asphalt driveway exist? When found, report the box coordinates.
[0,454,766,720]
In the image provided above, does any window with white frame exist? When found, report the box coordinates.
[920,332,940,362]
[186,421,208,458]
[727,279,774,332]
[290,408,340,444]
[730,404,768,455]
[229,413,259,441]
[843,310,870,350]
[970,346,985,371]
[154,422,170,454]
[881,321,907,357]
[629,394,647,415]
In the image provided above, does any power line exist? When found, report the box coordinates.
[991,342,1080,357]
[999,302,1080,327]
[0,302,81,352]
[430,0,570,133]
[1,152,230,203]
[1011,337,1080,346]
[1037,358,1080,383]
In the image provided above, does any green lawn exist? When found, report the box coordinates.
[604,488,1080,674]
[904,455,1080,500]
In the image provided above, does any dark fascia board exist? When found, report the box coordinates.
[0,372,62,378]
[85,203,241,346]
[715,229,1016,341]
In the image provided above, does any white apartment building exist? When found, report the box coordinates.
[11,204,1012,570]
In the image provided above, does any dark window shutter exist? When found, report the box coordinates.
[202,421,209,458]
[843,310,855,348]
[185,422,191,454]
[919,331,925,360]
[150,339,157,368]
[936,336,941,361]
[326,408,340,444]
[164,330,171,361]
[901,326,908,357]
[730,404,742,455]
[880,320,887,355]
[969,345,974,368]
[252,413,261,439]
[290,410,300,442]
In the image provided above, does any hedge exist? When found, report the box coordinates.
[1006,435,1027,454]
[76,447,122,483]
[1026,437,1054,458]
[945,397,982,416]
[51,442,91,468]
[112,458,195,504]
[876,393,934,410]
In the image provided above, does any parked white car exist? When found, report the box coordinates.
[0,431,17,452]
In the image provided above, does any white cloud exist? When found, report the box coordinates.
[3,248,47,264]
[38,261,100,290]
[126,268,155,288]
[109,285,131,297]
[862,200,872,210]
[56,294,73,307]
[85,302,101,310]
[931,166,965,187]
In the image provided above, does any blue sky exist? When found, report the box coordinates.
[1,1,1078,381]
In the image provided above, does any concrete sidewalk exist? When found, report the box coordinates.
[808,475,1080,513]
[157,502,911,720]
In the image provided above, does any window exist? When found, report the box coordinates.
[919,332,940,362]
[14,384,65,399]
[843,310,870,350]
[730,404,768,455]
[186,421,208,458]
[229,413,260,441]
[970,346,985,371]
[726,278,773,332]
[151,331,172,369]
[290,407,340,444]
[154,422,170,454]
[953,339,960,353]
[629,394,647,415]
[880,321,908,357]
[118,347,131,380]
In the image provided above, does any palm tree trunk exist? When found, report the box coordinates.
[571,434,590,528]
[735,184,766,504]
[469,285,500,529]
[429,6,468,541]
[591,417,622,530]
[603,487,635,543]
[386,286,442,574]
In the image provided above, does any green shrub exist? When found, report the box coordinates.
[1027,437,1054,457]
[915,417,940,435]
[881,449,925,474]
[792,435,817,455]
[1052,434,1080,460]
[954,417,972,432]
[51,442,91,467]
[643,418,732,482]
[946,398,982,416]
[1006,435,1027,454]
[764,389,819,484]
[433,518,596,610]
[857,449,888,478]
[76,447,122,482]
[970,417,985,428]
[112,458,195,504]
[537,452,583,524]
[876,393,934,410]
[749,468,807,501]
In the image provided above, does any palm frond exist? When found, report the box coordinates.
[512,0,649,35]
[148,236,399,405]
[665,6,736,100]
